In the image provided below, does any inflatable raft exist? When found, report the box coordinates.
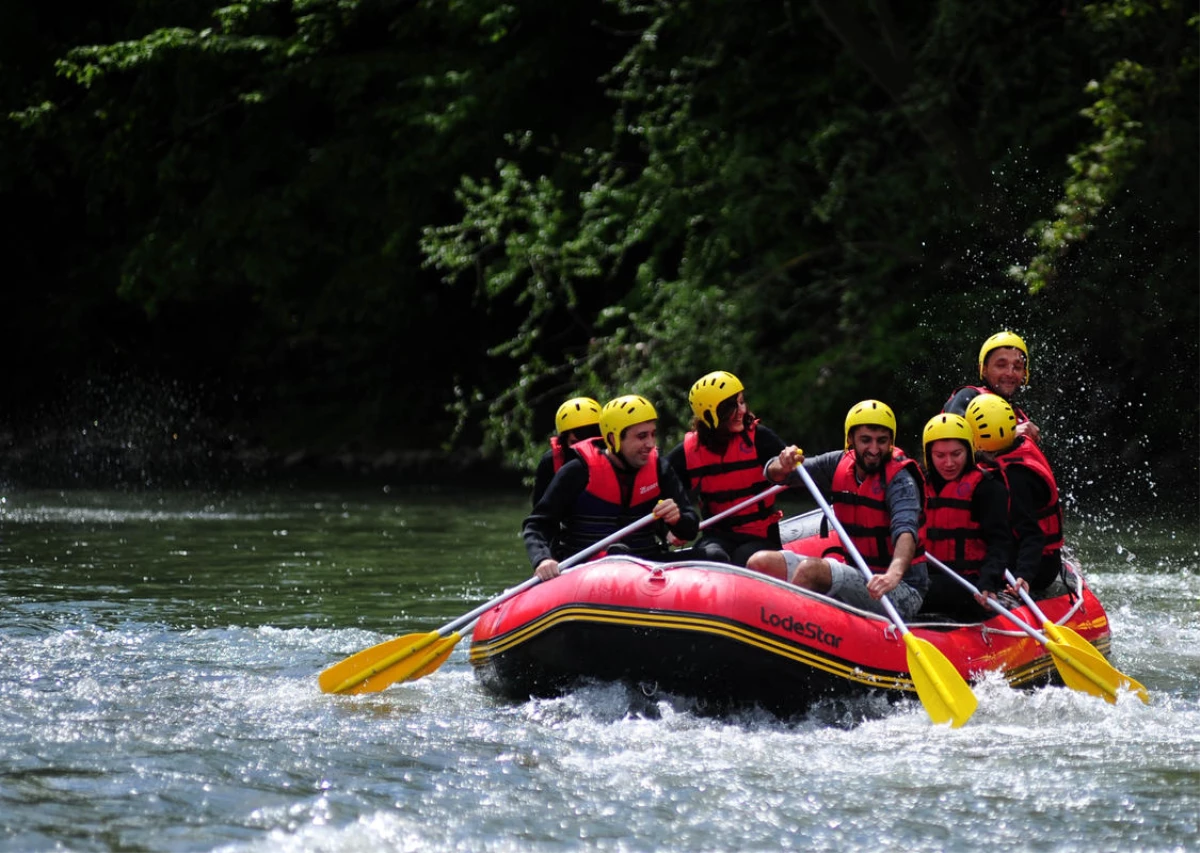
[468,511,1113,719]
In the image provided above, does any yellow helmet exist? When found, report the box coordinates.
[688,371,745,428]
[555,397,601,434]
[922,413,974,471]
[844,399,896,450]
[601,394,658,454]
[965,394,1017,452]
[978,330,1029,385]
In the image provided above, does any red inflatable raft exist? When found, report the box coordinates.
[468,511,1113,719]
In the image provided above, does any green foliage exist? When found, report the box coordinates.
[2,0,1195,503]
[1011,59,1149,294]
[1012,1,1196,293]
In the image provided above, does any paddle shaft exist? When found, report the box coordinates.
[699,483,787,527]
[458,484,790,635]
[439,508,662,638]
[925,554,1051,643]
[794,462,978,727]
[793,464,910,632]
[1004,569,1055,625]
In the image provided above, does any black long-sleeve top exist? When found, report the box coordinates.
[522,453,700,569]
[1003,462,1062,585]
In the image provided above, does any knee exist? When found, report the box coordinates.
[697,539,732,564]
[789,558,821,589]
[746,550,786,580]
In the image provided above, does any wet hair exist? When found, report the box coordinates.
[564,424,602,442]
[693,393,756,454]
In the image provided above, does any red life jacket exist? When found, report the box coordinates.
[829,450,926,572]
[986,438,1063,557]
[682,421,781,537]
[548,435,567,473]
[922,468,988,576]
[563,439,662,557]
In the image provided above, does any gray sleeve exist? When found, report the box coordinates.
[770,449,841,492]
[885,468,922,543]
[802,451,841,492]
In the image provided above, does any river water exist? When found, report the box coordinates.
[0,484,1196,852]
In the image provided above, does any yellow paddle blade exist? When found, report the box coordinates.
[397,634,461,684]
[336,632,463,695]
[903,633,979,728]
[319,631,440,694]
[1040,620,1098,654]
[1041,623,1149,704]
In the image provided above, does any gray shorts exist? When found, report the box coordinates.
[782,552,924,621]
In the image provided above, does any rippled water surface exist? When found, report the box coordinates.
[1,486,1197,852]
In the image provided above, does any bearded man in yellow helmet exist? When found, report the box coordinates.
[746,400,928,620]
[523,394,700,582]
[915,413,1012,621]
[530,396,603,507]
[943,330,1041,444]
[664,371,791,567]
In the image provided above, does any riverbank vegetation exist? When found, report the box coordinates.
[2,1,1195,510]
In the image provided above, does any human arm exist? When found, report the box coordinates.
[522,460,588,579]
[765,448,840,491]
[664,442,692,490]
[1011,407,1041,444]
[754,424,788,466]
[657,457,701,542]
[943,386,980,417]
[530,451,556,508]
[1003,465,1048,589]
[868,531,917,599]
[972,473,1013,594]
[873,468,922,596]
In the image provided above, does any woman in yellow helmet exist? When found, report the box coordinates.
[943,330,1041,445]
[915,413,1012,621]
[531,397,603,507]
[664,370,791,567]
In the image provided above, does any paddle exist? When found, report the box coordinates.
[793,463,978,727]
[1003,568,1149,704]
[696,483,787,527]
[318,509,661,695]
[320,483,793,695]
[925,555,1146,703]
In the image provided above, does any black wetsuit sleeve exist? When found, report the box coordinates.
[522,459,589,569]
[665,442,691,490]
[1004,465,1049,584]
[531,450,556,508]
[659,457,701,541]
[972,474,1013,593]
[754,424,788,464]
[944,387,980,417]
